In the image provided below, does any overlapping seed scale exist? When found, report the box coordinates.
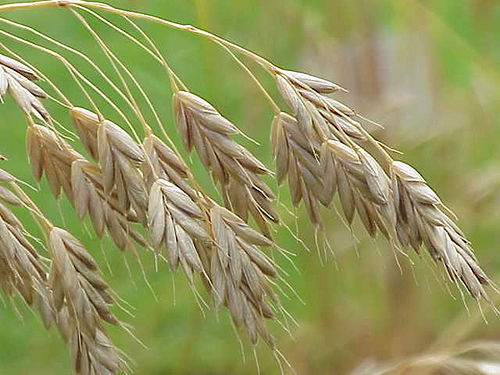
[393,161,427,183]
[70,107,100,161]
[143,134,197,199]
[209,205,277,346]
[393,161,440,204]
[2,66,46,98]
[148,179,209,279]
[280,69,344,94]
[173,91,277,234]
[0,204,53,327]
[49,228,118,331]
[392,161,489,299]
[27,125,81,200]
[71,160,146,252]
[298,88,354,117]
[393,178,423,249]
[57,307,122,375]
[0,54,39,81]
[270,114,290,184]
[98,120,147,223]
[272,113,331,223]
[0,185,21,206]
[0,168,15,183]
[275,74,301,115]
[2,66,48,122]
[322,140,393,237]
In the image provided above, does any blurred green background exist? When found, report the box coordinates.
[0,0,499,373]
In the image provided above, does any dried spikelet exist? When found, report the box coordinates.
[207,205,278,347]
[0,182,53,328]
[57,306,122,375]
[97,119,148,224]
[271,112,328,225]
[0,166,122,374]
[271,70,390,234]
[48,227,119,329]
[26,124,81,200]
[353,341,500,375]
[26,123,145,253]
[69,107,149,223]
[275,70,363,144]
[280,70,345,94]
[173,91,278,237]
[392,161,490,299]
[72,160,147,252]
[48,227,122,374]
[148,178,210,281]
[0,56,49,121]
[271,111,393,236]
[324,140,395,238]
[143,134,197,199]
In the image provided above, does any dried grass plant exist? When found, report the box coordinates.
[0,1,495,374]
[353,341,500,375]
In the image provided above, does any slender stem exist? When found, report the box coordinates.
[123,17,184,92]
[10,182,54,236]
[0,39,71,107]
[0,1,59,12]
[214,40,281,114]
[0,1,278,73]
[69,7,150,139]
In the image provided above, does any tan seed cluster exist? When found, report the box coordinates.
[392,161,489,299]
[273,67,489,299]
[148,178,210,281]
[0,168,122,374]
[143,134,197,199]
[28,122,145,252]
[49,227,122,374]
[0,175,53,328]
[207,205,279,346]
[174,91,278,237]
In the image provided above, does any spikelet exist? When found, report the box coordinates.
[70,107,149,224]
[26,124,80,200]
[97,119,148,224]
[48,227,119,329]
[323,140,395,237]
[271,112,327,225]
[173,91,278,237]
[71,160,147,252]
[0,54,49,121]
[148,178,210,281]
[207,205,278,347]
[57,306,122,375]
[48,227,122,374]
[27,123,144,252]
[0,175,53,328]
[143,134,197,199]
[392,161,490,299]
